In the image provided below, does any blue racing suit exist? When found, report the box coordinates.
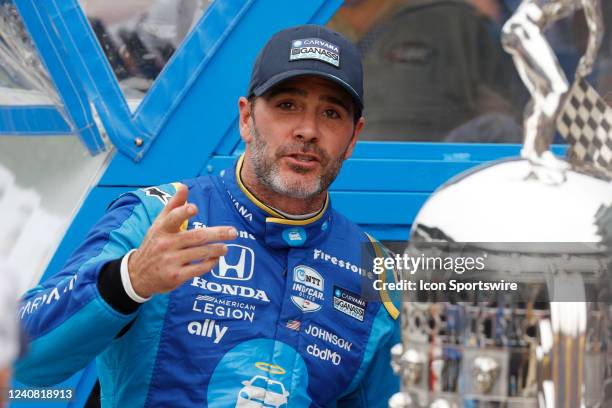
[16,156,400,407]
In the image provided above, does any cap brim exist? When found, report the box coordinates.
[251,69,363,114]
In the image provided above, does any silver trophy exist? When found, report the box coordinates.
[389,3,612,407]
[501,0,605,171]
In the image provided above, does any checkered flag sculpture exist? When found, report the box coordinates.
[557,78,612,173]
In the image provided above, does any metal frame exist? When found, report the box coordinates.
[6,0,105,154]
[0,105,70,134]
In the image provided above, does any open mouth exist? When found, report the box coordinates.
[286,153,320,163]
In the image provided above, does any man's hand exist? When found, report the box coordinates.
[128,184,237,298]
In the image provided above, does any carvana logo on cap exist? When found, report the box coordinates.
[290,37,340,67]
[282,227,307,247]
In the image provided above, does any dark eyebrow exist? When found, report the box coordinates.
[263,86,307,99]
[264,86,353,115]
[320,95,352,116]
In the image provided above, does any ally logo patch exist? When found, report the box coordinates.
[290,37,340,67]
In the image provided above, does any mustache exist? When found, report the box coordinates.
[275,142,330,166]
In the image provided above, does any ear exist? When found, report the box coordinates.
[343,117,365,160]
[238,97,254,143]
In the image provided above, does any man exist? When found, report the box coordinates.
[501,0,603,166]
[15,25,400,407]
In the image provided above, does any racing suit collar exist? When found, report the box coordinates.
[218,155,333,249]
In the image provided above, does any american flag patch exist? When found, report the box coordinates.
[286,320,301,331]
[196,295,215,302]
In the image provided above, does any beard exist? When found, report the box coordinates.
[248,121,350,199]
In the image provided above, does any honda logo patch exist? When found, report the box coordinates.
[211,244,255,281]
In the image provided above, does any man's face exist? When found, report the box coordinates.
[239,76,364,199]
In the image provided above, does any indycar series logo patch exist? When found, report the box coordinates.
[291,265,324,313]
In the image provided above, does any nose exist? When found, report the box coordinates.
[293,110,319,143]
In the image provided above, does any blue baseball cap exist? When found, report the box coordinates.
[247,24,364,117]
